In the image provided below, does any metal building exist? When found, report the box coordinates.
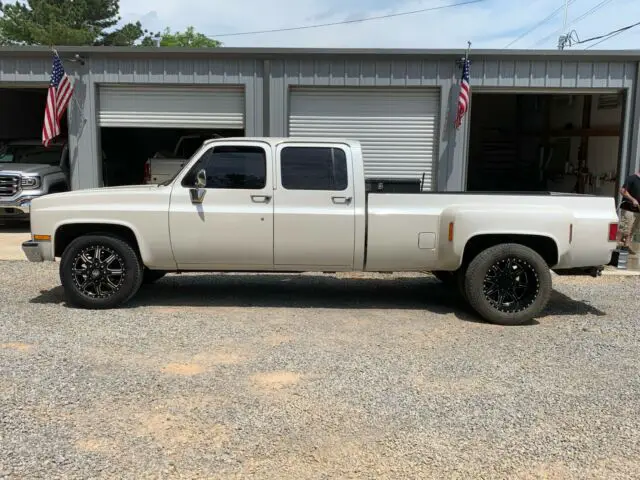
[0,46,638,194]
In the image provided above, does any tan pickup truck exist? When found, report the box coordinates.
[22,137,619,325]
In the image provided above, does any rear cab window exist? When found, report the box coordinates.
[280,146,348,191]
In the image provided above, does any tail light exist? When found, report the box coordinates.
[143,161,151,183]
[609,223,618,242]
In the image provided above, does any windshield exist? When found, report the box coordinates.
[0,145,63,166]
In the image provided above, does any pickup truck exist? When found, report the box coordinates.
[22,137,619,326]
[0,139,70,222]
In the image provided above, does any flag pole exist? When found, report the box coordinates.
[50,45,83,116]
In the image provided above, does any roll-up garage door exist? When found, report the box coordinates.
[98,85,245,129]
[289,87,440,190]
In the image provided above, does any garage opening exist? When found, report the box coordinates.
[97,85,246,186]
[100,127,244,186]
[0,86,69,220]
[466,91,624,196]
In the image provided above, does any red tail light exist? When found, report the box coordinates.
[609,223,618,242]
[143,161,151,183]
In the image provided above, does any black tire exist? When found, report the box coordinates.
[142,269,166,284]
[464,243,552,326]
[432,271,454,284]
[59,234,143,309]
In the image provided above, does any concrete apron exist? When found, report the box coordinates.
[0,223,31,261]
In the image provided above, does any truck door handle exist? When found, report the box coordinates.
[332,196,352,204]
[251,195,272,203]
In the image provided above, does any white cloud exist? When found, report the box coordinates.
[117,0,640,50]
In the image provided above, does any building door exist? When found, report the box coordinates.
[97,85,245,129]
[288,87,440,190]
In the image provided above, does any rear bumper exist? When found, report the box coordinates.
[21,241,44,262]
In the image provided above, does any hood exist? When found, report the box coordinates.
[31,183,169,210]
[0,163,62,176]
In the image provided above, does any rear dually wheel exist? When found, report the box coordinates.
[464,243,552,326]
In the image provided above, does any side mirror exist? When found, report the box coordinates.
[190,168,207,204]
[195,169,207,188]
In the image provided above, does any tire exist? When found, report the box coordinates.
[142,269,166,284]
[464,243,552,326]
[59,234,143,309]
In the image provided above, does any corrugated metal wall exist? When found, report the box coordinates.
[0,51,637,191]
[268,56,637,192]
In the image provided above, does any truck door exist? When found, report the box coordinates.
[168,141,274,270]
[273,143,356,269]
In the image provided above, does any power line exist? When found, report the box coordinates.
[584,30,625,48]
[208,0,486,38]
[532,0,614,48]
[503,0,578,48]
[582,20,640,48]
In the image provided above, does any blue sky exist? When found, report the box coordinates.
[116,0,640,49]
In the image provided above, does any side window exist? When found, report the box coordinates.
[280,147,348,191]
[182,145,267,189]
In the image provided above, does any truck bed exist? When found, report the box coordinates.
[363,191,618,272]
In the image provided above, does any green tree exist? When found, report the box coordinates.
[156,26,222,48]
[0,0,157,46]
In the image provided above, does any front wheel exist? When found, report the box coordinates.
[59,234,143,309]
[464,243,552,326]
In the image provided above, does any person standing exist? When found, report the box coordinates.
[619,171,640,254]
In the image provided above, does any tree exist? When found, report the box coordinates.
[155,26,222,48]
[0,0,157,46]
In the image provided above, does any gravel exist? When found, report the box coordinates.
[1,260,640,479]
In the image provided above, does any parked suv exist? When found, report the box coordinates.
[0,139,69,222]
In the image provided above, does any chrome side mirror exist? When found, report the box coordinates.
[195,169,206,188]
[190,168,207,204]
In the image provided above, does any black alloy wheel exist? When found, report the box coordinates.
[482,256,539,314]
[60,234,143,309]
[71,245,126,299]
[464,243,552,326]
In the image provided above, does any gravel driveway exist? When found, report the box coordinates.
[1,261,639,479]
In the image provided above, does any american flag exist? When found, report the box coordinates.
[454,57,470,129]
[42,53,74,147]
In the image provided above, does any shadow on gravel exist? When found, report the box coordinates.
[30,273,607,324]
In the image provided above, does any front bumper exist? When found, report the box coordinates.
[22,241,44,262]
[0,199,31,218]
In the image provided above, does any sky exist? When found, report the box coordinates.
[115,0,640,50]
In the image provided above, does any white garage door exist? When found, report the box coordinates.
[289,87,440,190]
[98,85,245,129]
